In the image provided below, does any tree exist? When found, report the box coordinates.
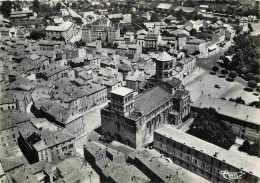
[249,101,260,108]
[212,66,219,74]
[150,13,159,22]
[229,71,237,81]
[234,97,245,105]
[248,80,257,89]
[56,2,62,11]
[188,108,236,150]
[248,23,253,33]
[199,27,204,32]
[28,30,45,40]
[246,73,255,81]
[221,69,228,77]
[0,1,12,18]
[190,29,197,36]
[71,2,77,9]
[112,42,118,49]
[235,18,240,25]
[239,140,259,157]
[253,75,260,83]
[32,0,40,12]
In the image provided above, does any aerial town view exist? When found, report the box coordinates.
[0,0,259,182]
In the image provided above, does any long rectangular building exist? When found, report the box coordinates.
[154,125,260,183]
[191,95,260,143]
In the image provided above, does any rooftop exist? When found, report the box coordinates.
[156,51,173,62]
[46,21,73,32]
[102,163,151,183]
[155,125,260,178]
[192,96,260,126]
[111,87,134,97]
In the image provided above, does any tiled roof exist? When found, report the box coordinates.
[157,51,173,62]
[129,86,172,119]
[156,125,260,178]
[111,87,134,96]
[129,150,183,183]
[102,163,151,183]
[46,21,73,32]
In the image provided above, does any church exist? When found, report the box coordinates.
[100,51,191,148]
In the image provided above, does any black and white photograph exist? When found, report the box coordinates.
[0,0,259,182]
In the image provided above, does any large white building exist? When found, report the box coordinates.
[45,21,76,43]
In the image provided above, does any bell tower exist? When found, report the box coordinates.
[155,51,176,82]
[110,87,135,117]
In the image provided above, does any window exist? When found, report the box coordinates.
[13,134,15,138]
[116,122,120,130]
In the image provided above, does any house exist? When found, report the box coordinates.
[191,96,260,143]
[36,64,70,81]
[116,44,142,58]
[82,17,119,43]
[125,71,146,93]
[10,10,34,22]
[185,20,203,31]
[177,56,196,76]
[102,163,151,183]
[32,99,86,136]
[54,158,100,183]
[186,39,206,53]
[0,112,19,147]
[128,149,210,183]
[154,124,260,183]
[0,146,24,182]
[18,122,75,164]
[45,21,76,43]
[83,141,126,176]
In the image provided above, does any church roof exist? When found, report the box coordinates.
[157,51,173,62]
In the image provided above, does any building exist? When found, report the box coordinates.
[45,21,76,43]
[82,18,120,43]
[10,10,34,22]
[32,99,86,136]
[0,92,17,111]
[177,56,196,76]
[0,146,24,182]
[36,64,70,81]
[116,44,142,58]
[0,112,19,147]
[100,52,191,148]
[38,40,65,51]
[191,96,260,143]
[154,125,260,183]
[186,39,206,53]
[83,141,126,177]
[54,158,100,183]
[53,83,107,111]
[128,149,210,183]
[102,163,150,183]
[18,122,75,164]
[125,71,146,93]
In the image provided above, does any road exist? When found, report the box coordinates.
[61,2,88,44]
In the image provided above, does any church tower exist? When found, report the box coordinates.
[155,51,176,82]
[109,87,135,117]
